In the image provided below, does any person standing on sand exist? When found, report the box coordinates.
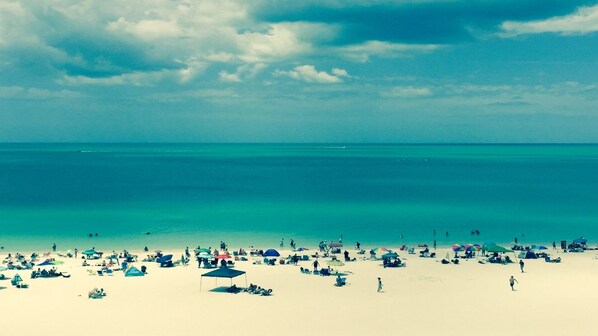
[313,259,319,271]
[509,276,518,291]
[52,243,56,252]
[519,259,525,273]
[377,277,383,293]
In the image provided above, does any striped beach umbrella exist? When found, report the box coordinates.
[372,247,388,254]
[452,244,464,252]
[464,244,480,251]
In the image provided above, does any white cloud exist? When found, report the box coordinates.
[501,5,598,36]
[58,62,207,86]
[382,86,432,98]
[335,41,440,62]
[107,18,181,41]
[274,65,349,83]
[0,85,81,99]
[219,63,267,82]
[236,23,325,63]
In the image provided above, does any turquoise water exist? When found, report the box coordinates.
[0,144,597,251]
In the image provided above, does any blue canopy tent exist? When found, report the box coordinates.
[124,266,144,277]
[262,249,280,257]
[200,268,247,291]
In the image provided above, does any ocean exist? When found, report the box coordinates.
[0,144,596,251]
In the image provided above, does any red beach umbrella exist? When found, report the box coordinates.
[215,254,231,259]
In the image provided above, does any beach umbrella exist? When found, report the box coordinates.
[157,254,173,264]
[485,245,511,253]
[263,249,280,257]
[215,254,231,260]
[464,244,480,251]
[371,247,388,254]
[82,249,97,256]
[573,238,587,244]
[382,252,399,259]
[418,243,428,248]
[327,260,345,266]
[329,242,343,248]
[452,244,464,252]
[195,248,210,254]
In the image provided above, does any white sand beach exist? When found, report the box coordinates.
[1,246,597,336]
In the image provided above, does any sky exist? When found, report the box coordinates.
[1,0,598,143]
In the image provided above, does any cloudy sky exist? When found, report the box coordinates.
[1,0,598,142]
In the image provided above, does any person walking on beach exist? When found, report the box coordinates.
[52,243,56,252]
[509,276,518,291]
[356,242,360,250]
[377,277,383,293]
[74,248,78,259]
[280,239,284,248]
[519,259,525,273]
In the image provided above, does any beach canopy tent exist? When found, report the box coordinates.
[263,249,280,257]
[125,266,144,277]
[573,238,587,244]
[484,245,511,253]
[518,250,538,259]
[82,249,103,259]
[200,268,247,291]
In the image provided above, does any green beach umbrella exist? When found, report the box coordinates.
[327,260,345,266]
[82,249,97,255]
[382,252,399,259]
[485,245,511,253]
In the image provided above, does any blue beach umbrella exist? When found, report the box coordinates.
[573,238,587,244]
[157,254,173,264]
[263,249,280,257]
[82,249,97,255]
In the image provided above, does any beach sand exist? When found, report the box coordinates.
[1,247,597,335]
